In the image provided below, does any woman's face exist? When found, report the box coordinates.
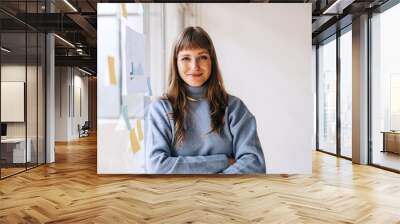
[177,48,212,87]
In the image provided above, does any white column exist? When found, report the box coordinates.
[352,14,369,164]
[45,1,56,163]
[46,33,55,163]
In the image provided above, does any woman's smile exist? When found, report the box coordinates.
[188,73,202,77]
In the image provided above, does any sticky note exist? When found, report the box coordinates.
[137,119,143,141]
[107,56,117,86]
[121,4,128,18]
[130,128,141,153]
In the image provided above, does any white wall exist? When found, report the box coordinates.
[55,66,68,141]
[72,73,89,137]
[164,4,184,88]
[55,67,89,141]
[197,3,312,174]
[148,4,166,98]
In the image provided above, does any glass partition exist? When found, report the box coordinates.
[1,30,28,177]
[0,1,46,179]
[27,30,38,169]
[317,36,337,155]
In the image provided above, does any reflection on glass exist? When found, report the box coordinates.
[27,31,38,169]
[38,32,46,165]
[340,29,352,158]
[371,3,400,171]
[1,31,27,177]
[0,1,46,179]
[318,37,337,154]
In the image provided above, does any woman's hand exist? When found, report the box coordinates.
[228,158,236,165]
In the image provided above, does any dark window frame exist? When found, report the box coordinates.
[315,24,353,161]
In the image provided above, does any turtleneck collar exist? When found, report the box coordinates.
[185,84,208,98]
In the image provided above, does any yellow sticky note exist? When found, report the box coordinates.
[107,56,117,86]
[121,4,128,19]
[136,120,144,141]
[130,128,141,153]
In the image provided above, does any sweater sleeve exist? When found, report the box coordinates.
[222,97,266,174]
[145,99,229,174]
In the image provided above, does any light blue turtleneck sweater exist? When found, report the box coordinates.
[145,85,266,174]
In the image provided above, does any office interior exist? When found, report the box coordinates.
[0,0,400,222]
[0,0,97,179]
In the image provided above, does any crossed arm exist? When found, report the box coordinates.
[145,99,266,174]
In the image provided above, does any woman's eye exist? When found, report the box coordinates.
[200,55,209,60]
[181,57,190,61]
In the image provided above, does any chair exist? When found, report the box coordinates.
[79,121,90,138]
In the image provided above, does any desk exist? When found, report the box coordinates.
[382,131,400,154]
[1,138,31,163]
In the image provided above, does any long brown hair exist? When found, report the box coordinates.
[166,26,228,146]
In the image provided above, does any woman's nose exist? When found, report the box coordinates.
[191,58,200,70]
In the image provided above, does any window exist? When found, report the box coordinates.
[318,36,337,155]
[339,28,352,158]
[371,3,400,171]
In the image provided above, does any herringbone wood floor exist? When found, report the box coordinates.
[1,134,400,223]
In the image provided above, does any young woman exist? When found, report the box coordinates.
[146,26,266,174]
